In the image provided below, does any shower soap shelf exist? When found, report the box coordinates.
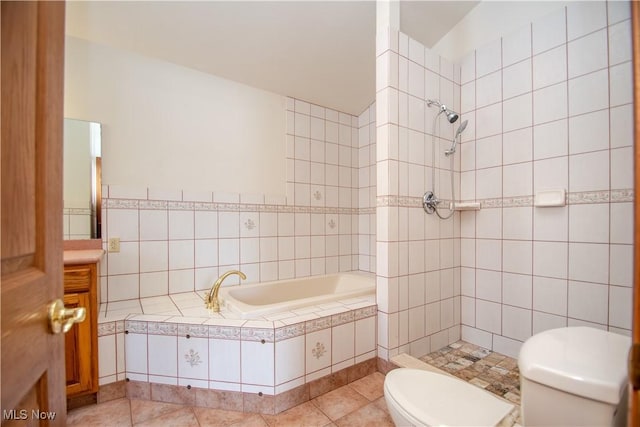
[453,202,481,211]
[535,189,566,207]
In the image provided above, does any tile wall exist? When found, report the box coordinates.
[120,306,377,395]
[357,104,377,273]
[63,208,92,240]
[100,97,377,303]
[375,29,463,361]
[457,1,634,357]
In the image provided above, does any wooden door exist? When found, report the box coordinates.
[1,1,66,425]
[632,2,640,425]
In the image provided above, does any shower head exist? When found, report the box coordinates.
[446,110,459,124]
[427,99,459,124]
[455,120,468,137]
[445,119,468,156]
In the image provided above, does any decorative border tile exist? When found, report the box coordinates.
[105,197,363,215]
[331,311,354,327]
[480,198,502,209]
[116,320,126,333]
[305,316,332,333]
[275,323,305,341]
[104,199,139,209]
[501,196,533,208]
[457,189,634,209]
[376,196,394,207]
[98,322,116,337]
[193,202,218,211]
[611,189,634,202]
[398,196,422,208]
[354,305,377,320]
[139,200,167,210]
[125,320,148,334]
[241,327,275,343]
[167,201,195,210]
[178,324,209,338]
[568,190,609,204]
[209,325,241,340]
[147,322,178,336]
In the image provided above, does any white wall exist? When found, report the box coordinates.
[456,0,634,357]
[63,119,92,208]
[64,36,286,196]
[432,1,572,63]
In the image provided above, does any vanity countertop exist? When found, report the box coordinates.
[64,249,105,265]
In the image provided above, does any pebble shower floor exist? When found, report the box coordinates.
[420,340,521,405]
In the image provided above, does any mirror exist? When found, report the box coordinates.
[63,118,102,240]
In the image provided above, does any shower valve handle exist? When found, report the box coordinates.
[423,191,439,214]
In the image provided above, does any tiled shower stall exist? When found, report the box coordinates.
[375,0,633,360]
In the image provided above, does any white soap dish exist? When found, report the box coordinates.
[535,189,566,207]
[453,202,481,211]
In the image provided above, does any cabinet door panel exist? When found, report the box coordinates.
[64,292,94,395]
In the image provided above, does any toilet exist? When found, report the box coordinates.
[384,368,514,426]
[518,326,631,426]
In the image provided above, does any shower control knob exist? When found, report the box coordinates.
[423,191,439,214]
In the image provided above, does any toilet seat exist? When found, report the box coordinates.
[384,368,513,426]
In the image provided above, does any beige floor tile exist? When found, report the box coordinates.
[227,413,270,427]
[262,401,331,427]
[334,401,394,427]
[133,407,199,427]
[130,399,186,424]
[348,372,385,402]
[67,397,132,427]
[192,406,255,426]
[312,385,369,421]
[372,396,390,414]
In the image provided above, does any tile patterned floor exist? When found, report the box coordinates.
[419,341,521,405]
[68,341,521,426]
[67,372,394,427]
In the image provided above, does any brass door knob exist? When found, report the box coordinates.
[48,299,86,334]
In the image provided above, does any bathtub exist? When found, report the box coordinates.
[218,272,375,319]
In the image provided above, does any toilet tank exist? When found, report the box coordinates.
[518,327,631,426]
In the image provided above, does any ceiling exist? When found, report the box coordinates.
[65,1,479,116]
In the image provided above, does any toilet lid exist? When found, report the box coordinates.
[519,327,631,405]
[384,368,514,426]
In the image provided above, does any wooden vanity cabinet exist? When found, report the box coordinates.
[63,262,99,398]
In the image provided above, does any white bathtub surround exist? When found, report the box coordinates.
[375,28,463,362]
[101,189,366,303]
[97,281,377,396]
[457,1,634,358]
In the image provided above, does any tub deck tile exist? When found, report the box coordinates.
[128,314,173,322]
[100,291,377,331]
[263,310,299,321]
[279,313,319,325]
[202,317,246,327]
[142,304,179,314]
